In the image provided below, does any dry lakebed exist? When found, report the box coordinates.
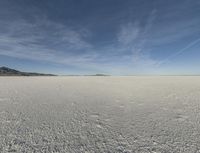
[0,76,200,153]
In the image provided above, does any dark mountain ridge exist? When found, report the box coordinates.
[0,67,56,76]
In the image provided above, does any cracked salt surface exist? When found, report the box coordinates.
[0,76,200,152]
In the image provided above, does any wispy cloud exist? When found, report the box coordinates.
[0,18,95,66]
[116,10,158,67]
[118,22,140,45]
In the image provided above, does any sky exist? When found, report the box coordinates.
[0,0,200,75]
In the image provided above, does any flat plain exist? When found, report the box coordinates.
[0,76,200,153]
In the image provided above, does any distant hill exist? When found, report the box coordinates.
[0,67,56,76]
[85,74,110,76]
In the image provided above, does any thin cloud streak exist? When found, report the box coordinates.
[159,38,200,65]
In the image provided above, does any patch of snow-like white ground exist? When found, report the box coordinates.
[0,76,200,153]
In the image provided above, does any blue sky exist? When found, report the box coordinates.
[0,0,200,75]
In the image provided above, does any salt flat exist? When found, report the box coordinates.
[0,76,200,153]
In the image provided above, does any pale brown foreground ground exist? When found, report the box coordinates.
[0,76,200,153]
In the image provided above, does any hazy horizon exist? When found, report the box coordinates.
[0,0,200,75]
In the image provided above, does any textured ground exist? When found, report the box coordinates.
[0,76,200,153]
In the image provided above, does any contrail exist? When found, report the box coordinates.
[159,38,200,65]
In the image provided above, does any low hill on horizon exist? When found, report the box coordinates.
[0,67,56,76]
